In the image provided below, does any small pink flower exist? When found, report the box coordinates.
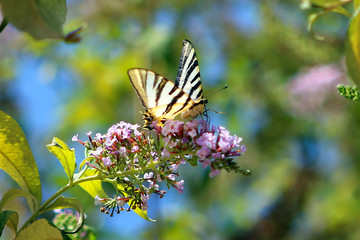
[91,147,103,157]
[196,147,211,160]
[211,152,221,159]
[171,163,179,171]
[119,146,127,156]
[209,169,221,178]
[95,133,103,140]
[196,132,216,149]
[105,136,116,147]
[144,172,154,179]
[102,157,111,167]
[141,193,150,210]
[167,174,176,181]
[175,180,185,193]
[131,145,139,152]
[162,148,171,158]
[94,195,103,206]
[200,158,211,168]
[72,134,79,142]
[162,120,183,136]
[240,145,247,153]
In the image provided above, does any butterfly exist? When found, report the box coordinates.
[128,39,207,129]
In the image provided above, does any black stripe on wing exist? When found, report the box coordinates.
[175,39,203,101]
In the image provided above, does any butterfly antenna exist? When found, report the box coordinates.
[208,108,227,115]
[205,85,228,98]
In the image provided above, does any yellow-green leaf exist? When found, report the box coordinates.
[310,0,351,8]
[345,9,360,86]
[40,196,84,234]
[79,156,94,171]
[308,12,326,41]
[15,219,62,240]
[0,0,66,39]
[355,0,360,9]
[0,111,42,204]
[47,137,76,182]
[78,169,107,198]
[0,189,38,214]
[0,210,18,236]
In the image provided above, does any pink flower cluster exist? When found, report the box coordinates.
[73,119,247,216]
[288,64,344,114]
[157,119,247,178]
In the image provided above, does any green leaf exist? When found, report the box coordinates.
[0,0,66,39]
[79,156,95,171]
[47,137,76,182]
[78,169,108,198]
[355,0,360,9]
[308,5,351,41]
[310,0,351,8]
[0,189,38,214]
[40,196,84,234]
[117,183,155,222]
[345,10,360,86]
[0,210,18,237]
[0,111,42,204]
[15,219,63,240]
[0,17,8,33]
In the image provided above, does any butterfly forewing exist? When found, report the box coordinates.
[128,68,194,124]
[176,39,203,102]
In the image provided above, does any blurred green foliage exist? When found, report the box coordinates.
[1,0,360,239]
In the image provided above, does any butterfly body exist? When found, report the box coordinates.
[128,40,206,129]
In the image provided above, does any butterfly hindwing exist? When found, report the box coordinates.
[176,39,203,102]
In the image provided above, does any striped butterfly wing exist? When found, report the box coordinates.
[175,39,206,118]
[128,68,195,128]
[176,39,204,103]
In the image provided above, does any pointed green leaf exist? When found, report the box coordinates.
[47,137,76,182]
[0,0,66,39]
[345,9,360,86]
[117,183,155,222]
[0,111,42,204]
[15,219,62,240]
[0,210,18,236]
[0,189,38,214]
[40,196,84,234]
[78,169,107,198]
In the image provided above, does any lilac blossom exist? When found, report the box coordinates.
[288,64,344,114]
[73,119,247,217]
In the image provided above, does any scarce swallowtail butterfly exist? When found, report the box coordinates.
[128,39,207,129]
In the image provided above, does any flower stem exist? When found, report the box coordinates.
[18,174,102,233]
[17,162,159,233]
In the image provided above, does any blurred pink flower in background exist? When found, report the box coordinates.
[288,64,345,115]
